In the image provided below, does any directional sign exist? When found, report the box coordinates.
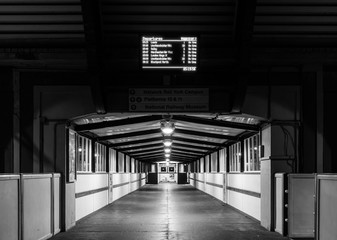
[129,88,209,112]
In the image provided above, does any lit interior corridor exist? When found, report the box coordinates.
[50,183,288,240]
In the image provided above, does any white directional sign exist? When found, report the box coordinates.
[129,88,209,112]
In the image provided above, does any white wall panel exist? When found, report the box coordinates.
[75,174,109,221]
[22,174,53,240]
[191,172,261,221]
[227,173,261,221]
[93,191,108,212]
[242,194,261,220]
[76,194,94,221]
[227,173,260,193]
[0,175,20,240]
[76,174,108,193]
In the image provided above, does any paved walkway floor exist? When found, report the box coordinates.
[51,183,289,240]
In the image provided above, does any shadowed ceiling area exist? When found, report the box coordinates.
[70,113,262,163]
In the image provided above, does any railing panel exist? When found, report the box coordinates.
[22,174,53,240]
[288,174,315,238]
[0,175,20,240]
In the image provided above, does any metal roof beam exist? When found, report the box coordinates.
[74,115,162,132]
[120,143,163,152]
[124,146,163,155]
[172,115,259,132]
[175,128,237,141]
[172,142,215,151]
[97,129,160,141]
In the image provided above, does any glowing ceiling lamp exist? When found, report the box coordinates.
[164,148,171,153]
[166,158,170,162]
[163,140,172,147]
[160,120,175,136]
[165,153,170,158]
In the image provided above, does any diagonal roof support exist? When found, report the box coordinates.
[172,115,259,132]
[172,142,215,151]
[74,115,162,131]
[120,143,163,152]
[175,128,238,141]
[97,129,161,141]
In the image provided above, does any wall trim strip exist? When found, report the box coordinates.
[206,181,223,188]
[190,178,204,184]
[75,187,109,199]
[113,182,130,188]
[226,186,261,198]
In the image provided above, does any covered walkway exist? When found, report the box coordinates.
[50,184,288,240]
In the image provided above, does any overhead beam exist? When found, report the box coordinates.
[110,137,164,148]
[120,143,163,152]
[124,146,163,155]
[136,153,196,161]
[172,115,259,132]
[110,135,226,148]
[172,142,215,151]
[172,147,207,154]
[97,129,160,141]
[133,153,164,160]
[118,143,164,153]
[171,150,203,157]
[130,149,163,157]
[170,136,224,147]
[175,128,237,141]
[74,115,162,132]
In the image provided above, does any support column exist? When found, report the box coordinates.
[260,125,293,231]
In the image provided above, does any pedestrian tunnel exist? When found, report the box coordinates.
[68,113,263,222]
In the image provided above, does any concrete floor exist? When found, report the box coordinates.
[51,183,290,240]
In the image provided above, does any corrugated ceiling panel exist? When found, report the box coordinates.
[255,0,337,38]
[0,0,84,41]
[90,121,160,137]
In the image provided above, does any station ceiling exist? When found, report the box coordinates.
[71,113,261,163]
[1,0,337,48]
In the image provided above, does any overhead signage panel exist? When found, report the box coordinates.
[129,88,208,112]
[142,36,198,72]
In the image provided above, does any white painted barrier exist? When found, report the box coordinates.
[75,172,147,221]
[75,173,109,221]
[21,173,61,240]
[227,173,261,221]
[0,174,20,240]
[205,173,224,202]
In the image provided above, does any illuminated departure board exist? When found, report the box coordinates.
[142,36,198,72]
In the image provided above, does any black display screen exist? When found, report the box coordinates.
[161,167,166,172]
[142,36,197,72]
[169,167,175,172]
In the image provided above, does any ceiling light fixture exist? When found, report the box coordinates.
[164,148,171,153]
[165,153,170,158]
[163,140,172,147]
[160,120,175,136]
